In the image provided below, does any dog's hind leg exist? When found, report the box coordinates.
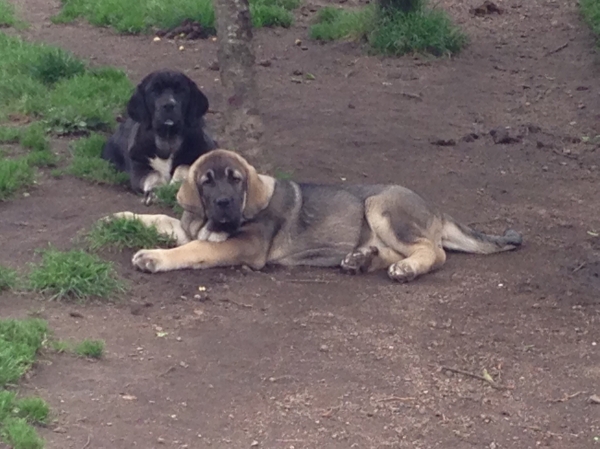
[386,241,445,283]
[364,193,447,283]
[108,212,191,246]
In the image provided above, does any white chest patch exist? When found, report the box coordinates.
[149,156,173,182]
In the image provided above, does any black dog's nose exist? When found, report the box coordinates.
[215,197,231,208]
[163,103,175,112]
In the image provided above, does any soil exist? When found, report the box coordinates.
[1,0,599,447]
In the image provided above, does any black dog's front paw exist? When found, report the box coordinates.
[340,246,378,275]
[142,191,158,206]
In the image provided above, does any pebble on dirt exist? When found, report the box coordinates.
[470,1,504,16]
[490,127,521,144]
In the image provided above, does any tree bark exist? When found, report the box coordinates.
[214,0,265,165]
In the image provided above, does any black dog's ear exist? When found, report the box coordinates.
[185,79,210,127]
[127,75,153,125]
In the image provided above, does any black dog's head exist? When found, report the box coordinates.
[176,150,274,235]
[127,70,209,140]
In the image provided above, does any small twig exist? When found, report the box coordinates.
[545,42,569,57]
[572,262,586,273]
[549,391,584,403]
[81,435,92,449]
[157,366,176,377]
[218,298,253,309]
[287,279,331,284]
[440,366,511,390]
[375,396,416,403]
[400,92,423,102]
[320,405,341,417]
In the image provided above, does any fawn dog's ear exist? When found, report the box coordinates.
[239,154,275,220]
[177,160,205,220]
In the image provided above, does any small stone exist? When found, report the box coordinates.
[251,441,259,447]
[153,36,161,42]
[208,61,220,71]
[462,133,479,143]
[319,344,329,352]
[294,38,302,46]
[430,138,456,147]
[258,59,272,67]
[490,127,520,144]
[157,437,166,444]
[178,45,185,51]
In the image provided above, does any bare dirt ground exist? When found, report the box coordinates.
[1,0,599,447]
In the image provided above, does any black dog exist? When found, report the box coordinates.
[102,70,217,204]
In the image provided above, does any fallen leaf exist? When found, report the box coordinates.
[121,394,137,400]
[482,369,495,383]
[590,394,600,404]
[156,331,168,338]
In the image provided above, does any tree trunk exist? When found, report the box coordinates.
[214,0,266,166]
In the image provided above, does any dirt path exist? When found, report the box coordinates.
[1,0,599,447]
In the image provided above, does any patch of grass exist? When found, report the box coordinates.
[29,47,86,86]
[12,398,49,424]
[19,124,49,153]
[0,319,48,387]
[0,0,17,27]
[87,217,176,251]
[50,340,70,354]
[310,6,375,41]
[0,319,50,449]
[0,158,35,201]
[251,0,298,28]
[27,248,125,301]
[28,68,132,135]
[1,417,44,449]
[0,126,21,143]
[0,33,132,133]
[0,266,18,291]
[371,8,467,56]
[310,2,467,57]
[25,150,58,168]
[154,182,183,214]
[74,339,104,359]
[53,0,299,33]
[66,133,128,184]
[581,0,600,40]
